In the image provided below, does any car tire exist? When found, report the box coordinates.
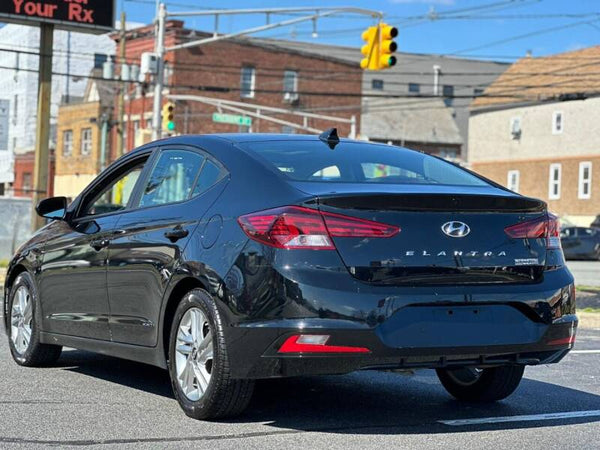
[7,272,62,367]
[436,365,524,402]
[168,288,254,420]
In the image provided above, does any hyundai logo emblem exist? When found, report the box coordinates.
[441,221,471,238]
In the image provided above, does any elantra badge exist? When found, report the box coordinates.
[441,221,470,238]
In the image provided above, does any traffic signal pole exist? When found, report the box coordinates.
[31,23,54,232]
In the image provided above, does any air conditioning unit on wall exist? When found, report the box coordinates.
[283,92,299,104]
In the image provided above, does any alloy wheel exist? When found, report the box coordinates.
[175,307,214,401]
[11,286,33,355]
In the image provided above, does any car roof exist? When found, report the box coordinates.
[133,133,391,147]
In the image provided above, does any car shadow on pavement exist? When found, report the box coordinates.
[58,349,600,434]
[244,371,600,434]
[58,349,174,399]
[55,350,600,434]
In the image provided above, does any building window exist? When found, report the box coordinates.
[281,125,296,134]
[442,85,454,106]
[22,172,31,194]
[80,128,92,156]
[507,170,520,193]
[548,163,561,200]
[283,70,298,101]
[553,111,563,134]
[408,83,420,93]
[510,117,522,139]
[578,161,592,199]
[473,88,484,97]
[240,66,255,98]
[94,53,108,69]
[372,79,384,90]
[63,130,73,156]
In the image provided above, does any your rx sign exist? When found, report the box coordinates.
[0,0,115,34]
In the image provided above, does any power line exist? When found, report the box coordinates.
[453,17,600,55]
[0,62,573,101]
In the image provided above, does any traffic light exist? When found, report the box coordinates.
[162,101,175,133]
[360,23,398,71]
[360,26,378,70]
[378,24,398,69]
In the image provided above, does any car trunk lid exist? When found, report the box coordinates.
[307,188,548,285]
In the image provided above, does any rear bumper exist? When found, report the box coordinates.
[223,245,577,378]
[227,313,577,378]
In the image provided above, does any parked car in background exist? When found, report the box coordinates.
[561,226,600,260]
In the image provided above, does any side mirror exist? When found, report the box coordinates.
[36,196,67,221]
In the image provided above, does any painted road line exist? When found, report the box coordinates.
[570,350,600,354]
[439,410,600,426]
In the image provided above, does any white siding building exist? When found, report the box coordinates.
[0,24,114,187]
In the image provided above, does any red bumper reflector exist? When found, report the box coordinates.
[278,335,370,354]
[547,335,576,346]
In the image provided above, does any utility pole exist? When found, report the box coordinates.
[116,11,126,158]
[152,3,167,140]
[433,64,441,96]
[31,23,53,232]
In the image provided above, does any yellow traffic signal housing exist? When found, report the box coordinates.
[360,23,398,71]
[360,26,379,70]
[162,101,175,133]
[378,24,398,69]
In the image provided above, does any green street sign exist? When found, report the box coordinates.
[212,113,252,127]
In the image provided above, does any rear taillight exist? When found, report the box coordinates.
[238,206,399,250]
[504,213,561,249]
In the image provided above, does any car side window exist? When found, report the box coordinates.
[192,158,226,196]
[81,162,145,217]
[139,150,205,208]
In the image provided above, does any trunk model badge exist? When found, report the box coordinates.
[441,221,471,238]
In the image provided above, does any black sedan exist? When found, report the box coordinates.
[561,226,600,260]
[3,131,577,420]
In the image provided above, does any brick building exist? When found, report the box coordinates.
[12,151,55,198]
[113,21,362,154]
[55,71,114,199]
[0,23,114,193]
[469,46,600,225]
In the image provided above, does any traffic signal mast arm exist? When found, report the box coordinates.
[151,3,384,139]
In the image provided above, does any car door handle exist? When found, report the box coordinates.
[164,226,189,243]
[90,239,110,251]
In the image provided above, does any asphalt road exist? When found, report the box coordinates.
[0,327,599,449]
[566,260,600,287]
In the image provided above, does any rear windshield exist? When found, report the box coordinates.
[238,140,489,186]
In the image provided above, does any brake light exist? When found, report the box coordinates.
[238,206,399,250]
[278,335,370,353]
[504,213,561,249]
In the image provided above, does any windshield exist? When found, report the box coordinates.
[238,140,489,187]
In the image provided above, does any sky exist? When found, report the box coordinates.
[116,0,600,62]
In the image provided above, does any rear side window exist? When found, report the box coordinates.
[192,159,225,196]
[139,150,204,207]
[238,140,488,186]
